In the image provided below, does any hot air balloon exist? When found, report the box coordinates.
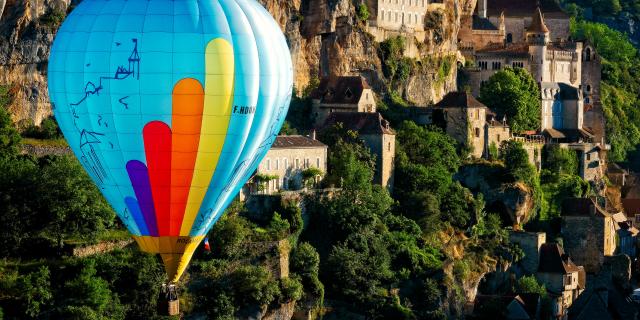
[47,0,293,285]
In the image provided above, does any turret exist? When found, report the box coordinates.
[478,0,487,18]
[527,8,550,83]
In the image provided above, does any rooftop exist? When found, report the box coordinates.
[527,7,550,33]
[486,0,568,19]
[320,112,395,135]
[561,198,610,218]
[434,91,487,109]
[271,135,327,149]
[476,42,530,56]
[538,243,582,274]
[311,76,370,105]
[472,15,499,30]
[622,199,640,216]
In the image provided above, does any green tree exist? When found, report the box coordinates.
[356,4,370,21]
[229,266,280,307]
[543,145,579,176]
[479,68,541,132]
[515,275,547,297]
[210,215,251,259]
[0,87,21,157]
[500,140,536,184]
[18,266,52,318]
[60,260,125,320]
[36,156,114,248]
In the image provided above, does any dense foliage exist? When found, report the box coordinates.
[570,19,640,162]
[479,68,541,133]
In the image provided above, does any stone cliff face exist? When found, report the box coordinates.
[0,0,471,125]
[0,0,69,125]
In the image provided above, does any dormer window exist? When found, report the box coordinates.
[345,88,353,99]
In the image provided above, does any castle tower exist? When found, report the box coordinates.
[527,8,550,84]
[478,0,487,18]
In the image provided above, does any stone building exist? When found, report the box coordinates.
[432,91,510,159]
[509,231,546,275]
[368,0,430,32]
[536,243,586,317]
[320,112,396,189]
[612,211,638,258]
[244,135,328,196]
[311,76,377,127]
[561,198,617,273]
[622,199,640,227]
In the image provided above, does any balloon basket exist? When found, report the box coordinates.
[158,283,180,316]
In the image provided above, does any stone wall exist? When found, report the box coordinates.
[509,231,545,275]
[361,132,395,189]
[562,215,609,273]
[71,239,133,258]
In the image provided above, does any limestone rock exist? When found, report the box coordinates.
[456,163,536,225]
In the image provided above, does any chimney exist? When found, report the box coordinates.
[311,129,317,140]
[478,0,487,18]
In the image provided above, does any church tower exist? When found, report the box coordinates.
[527,8,550,84]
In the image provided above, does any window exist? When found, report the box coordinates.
[275,159,279,170]
[305,158,310,168]
[316,157,320,168]
[266,159,271,170]
[506,33,513,43]
[295,158,299,169]
[388,142,391,151]
[284,158,289,169]
[475,128,480,138]
[587,85,591,92]
[587,153,591,161]
[497,134,501,142]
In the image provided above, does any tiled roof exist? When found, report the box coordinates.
[271,135,327,149]
[320,112,394,135]
[538,243,581,274]
[486,0,568,19]
[476,42,530,56]
[528,7,550,33]
[311,76,370,105]
[434,91,487,109]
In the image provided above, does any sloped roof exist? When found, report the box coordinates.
[622,199,640,216]
[473,15,499,30]
[320,112,395,135]
[271,135,327,149]
[528,7,550,33]
[569,289,613,320]
[486,0,568,19]
[476,42,530,56]
[434,91,487,109]
[562,198,611,218]
[538,243,581,274]
[311,76,370,105]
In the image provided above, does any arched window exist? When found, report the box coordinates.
[585,48,592,61]
[586,85,591,92]
[506,33,513,43]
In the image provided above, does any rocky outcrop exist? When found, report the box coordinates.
[456,163,536,225]
[0,0,69,125]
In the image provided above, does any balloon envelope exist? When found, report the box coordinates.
[48,0,293,282]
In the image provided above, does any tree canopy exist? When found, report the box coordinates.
[479,68,541,133]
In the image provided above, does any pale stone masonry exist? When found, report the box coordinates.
[536,243,586,317]
[311,76,377,128]
[431,91,511,159]
[244,136,328,196]
[561,198,617,273]
[509,231,546,275]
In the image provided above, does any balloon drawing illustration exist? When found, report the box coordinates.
[48,0,293,282]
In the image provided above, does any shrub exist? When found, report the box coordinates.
[356,4,370,21]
